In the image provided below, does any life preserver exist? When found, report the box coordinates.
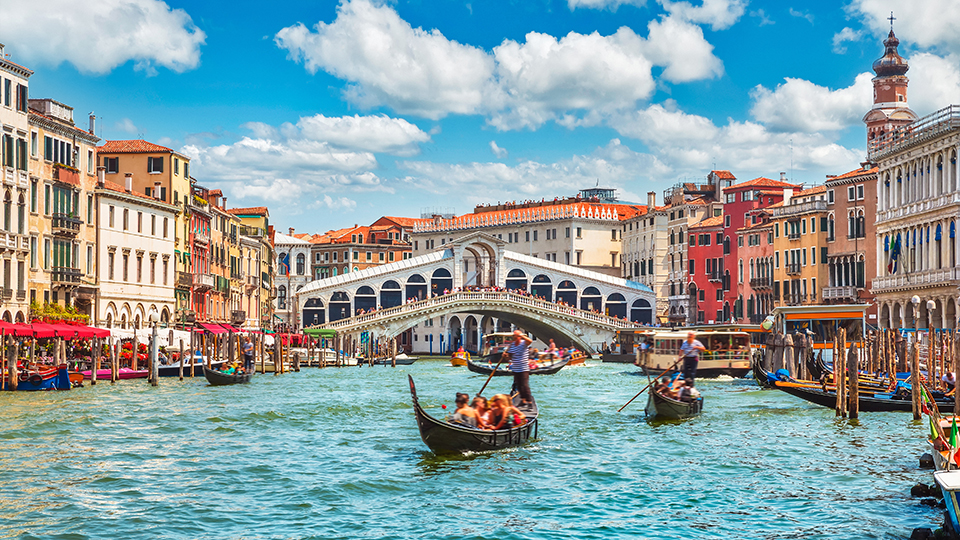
[28,374,43,385]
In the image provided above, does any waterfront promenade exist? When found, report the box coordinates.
[0,361,939,538]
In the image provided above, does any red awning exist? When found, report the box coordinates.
[10,324,35,337]
[72,326,111,338]
[199,323,227,334]
[30,323,58,338]
[219,324,240,333]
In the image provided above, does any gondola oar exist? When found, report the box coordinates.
[617,358,682,413]
[477,352,509,397]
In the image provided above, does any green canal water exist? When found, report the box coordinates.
[0,361,943,539]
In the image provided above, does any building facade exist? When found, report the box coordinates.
[274,230,312,331]
[770,186,829,307]
[687,215,724,324]
[621,192,668,316]
[824,165,879,324]
[735,212,774,323]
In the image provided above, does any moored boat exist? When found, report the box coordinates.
[203,366,253,386]
[772,380,956,412]
[935,470,960,535]
[408,375,538,453]
[466,356,569,376]
[1,364,72,391]
[645,388,703,420]
[80,367,149,380]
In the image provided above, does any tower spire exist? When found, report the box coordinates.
[862,21,918,147]
[888,11,895,31]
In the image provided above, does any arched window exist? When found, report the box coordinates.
[857,210,865,239]
[296,253,305,275]
[827,214,835,241]
[277,285,287,309]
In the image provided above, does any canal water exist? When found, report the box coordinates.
[0,361,942,539]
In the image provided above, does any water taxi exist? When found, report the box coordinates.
[635,330,752,378]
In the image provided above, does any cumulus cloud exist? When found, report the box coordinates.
[748,73,873,132]
[832,27,863,54]
[293,114,430,156]
[905,53,960,116]
[3,0,205,74]
[489,141,508,158]
[848,0,960,55]
[114,118,142,135]
[658,0,746,31]
[566,0,646,10]
[608,103,861,176]
[277,0,723,130]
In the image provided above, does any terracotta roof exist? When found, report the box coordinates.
[98,139,174,154]
[796,185,826,197]
[413,202,646,232]
[382,216,418,227]
[208,189,223,197]
[29,110,98,139]
[690,215,723,229]
[756,190,785,196]
[737,220,772,232]
[728,177,802,191]
[711,170,736,180]
[227,207,268,216]
[828,166,879,183]
[100,180,172,204]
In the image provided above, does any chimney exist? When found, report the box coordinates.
[88,113,96,134]
[647,191,656,209]
[780,172,787,181]
[97,166,105,187]
[154,181,161,199]
[124,173,132,193]
[289,227,295,235]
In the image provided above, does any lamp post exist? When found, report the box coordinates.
[148,309,160,386]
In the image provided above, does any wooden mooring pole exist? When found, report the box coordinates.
[848,342,860,419]
[912,335,921,421]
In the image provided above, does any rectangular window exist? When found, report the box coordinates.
[774,252,780,268]
[847,186,855,201]
[108,252,115,280]
[725,193,735,204]
[44,184,50,215]
[136,256,142,283]
[43,238,50,270]
[87,195,93,223]
[801,249,807,266]
[811,217,816,233]
[366,251,372,261]
[163,217,168,238]
[811,247,816,265]
[533,230,538,241]
[87,150,94,174]
[576,227,582,238]
[388,252,394,262]
[30,131,37,158]
[104,157,118,173]
[525,231,530,242]
[122,254,129,281]
[724,215,730,228]
[3,79,9,107]
[184,162,189,179]
[160,187,167,201]
[86,245,93,275]
[689,260,695,275]
[353,251,359,261]
[576,251,582,265]
[821,247,828,264]
[147,156,164,173]
[611,229,617,240]
[801,220,806,234]
[163,259,168,284]
[30,180,37,213]
[774,223,779,238]
[174,158,179,175]
[30,236,36,268]
[108,206,115,228]
[565,227,570,238]
[151,215,156,235]
[857,185,864,200]
[137,211,142,233]
[151,258,156,283]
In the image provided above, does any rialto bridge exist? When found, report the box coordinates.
[296,233,655,352]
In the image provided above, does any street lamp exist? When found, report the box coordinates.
[911,295,921,330]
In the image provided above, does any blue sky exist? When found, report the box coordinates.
[7,0,960,233]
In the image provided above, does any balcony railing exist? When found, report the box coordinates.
[785,293,808,306]
[239,225,264,238]
[246,275,258,292]
[176,271,193,289]
[872,267,960,292]
[51,266,82,285]
[771,200,828,217]
[194,231,210,244]
[785,264,802,275]
[0,288,11,300]
[749,277,772,289]
[787,232,801,240]
[822,286,857,300]
[16,290,25,301]
[868,104,960,160]
[52,213,81,236]
[231,310,246,324]
[708,271,722,282]
[193,273,215,291]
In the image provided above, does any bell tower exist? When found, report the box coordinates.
[862,13,918,146]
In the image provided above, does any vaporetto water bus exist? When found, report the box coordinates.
[634,329,753,378]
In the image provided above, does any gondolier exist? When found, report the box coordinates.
[679,332,705,384]
[508,330,534,405]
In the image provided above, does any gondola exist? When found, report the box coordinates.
[645,389,703,420]
[466,356,569,376]
[772,380,957,413]
[1,365,72,391]
[408,375,538,454]
[751,356,795,389]
[203,366,253,386]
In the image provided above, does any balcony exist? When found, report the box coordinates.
[245,274,258,292]
[787,232,801,241]
[52,165,79,185]
[770,200,828,218]
[785,293,807,306]
[52,213,81,236]
[176,271,193,290]
[193,273,215,291]
[872,267,960,292]
[16,290,25,301]
[51,266,82,286]
[0,232,17,251]
[750,277,772,289]
[868,104,960,161]
[0,288,11,301]
[231,310,246,325]
[785,264,802,275]
[240,225,264,238]
[194,230,210,245]
[822,286,857,301]
[708,271,722,282]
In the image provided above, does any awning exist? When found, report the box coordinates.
[199,322,227,334]
[304,328,337,338]
[219,324,240,333]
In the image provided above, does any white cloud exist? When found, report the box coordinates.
[789,8,814,24]
[115,118,142,135]
[748,73,873,132]
[3,0,205,74]
[750,9,774,26]
[566,0,646,10]
[658,0,746,31]
[489,141,508,158]
[294,114,430,156]
[399,139,669,203]
[847,0,960,55]
[277,0,723,130]
[275,0,495,119]
[832,27,863,54]
[905,53,960,116]
[608,103,861,176]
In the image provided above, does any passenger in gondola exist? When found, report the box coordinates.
[654,377,672,397]
[488,394,526,429]
[472,396,493,427]
[528,348,540,370]
[451,393,481,428]
[677,379,701,402]
[944,372,957,396]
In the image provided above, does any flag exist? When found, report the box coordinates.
[951,417,958,448]
[887,235,901,274]
[279,253,290,277]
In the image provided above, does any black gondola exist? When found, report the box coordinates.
[772,381,956,412]
[466,357,569,376]
[203,367,253,386]
[408,375,539,454]
[644,389,703,419]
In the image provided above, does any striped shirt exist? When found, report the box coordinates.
[508,342,530,372]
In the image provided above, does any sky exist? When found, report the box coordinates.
[6,0,960,234]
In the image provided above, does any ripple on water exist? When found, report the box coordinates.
[0,363,943,539]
